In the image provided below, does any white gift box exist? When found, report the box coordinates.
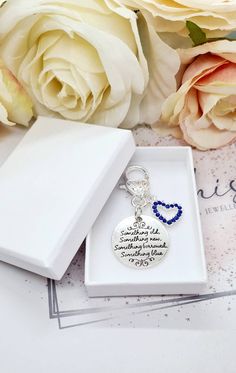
[85,147,207,296]
[0,117,135,279]
[0,116,207,295]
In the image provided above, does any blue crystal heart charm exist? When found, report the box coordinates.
[152,201,183,225]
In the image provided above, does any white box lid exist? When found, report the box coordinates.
[0,117,135,279]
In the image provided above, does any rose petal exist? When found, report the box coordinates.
[138,12,180,125]
[182,54,227,84]
[180,116,236,150]
[0,66,33,126]
[179,40,236,65]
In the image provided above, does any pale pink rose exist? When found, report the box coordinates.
[161,40,236,150]
[0,59,33,126]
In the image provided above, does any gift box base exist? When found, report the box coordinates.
[85,147,207,297]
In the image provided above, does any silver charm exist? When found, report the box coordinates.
[112,165,169,269]
[112,215,169,269]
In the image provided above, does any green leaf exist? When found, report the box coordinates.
[186,21,207,46]
[224,31,236,41]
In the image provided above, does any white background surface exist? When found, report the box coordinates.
[0,124,236,372]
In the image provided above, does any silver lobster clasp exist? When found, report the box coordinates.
[120,165,150,208]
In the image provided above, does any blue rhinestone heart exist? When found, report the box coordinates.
[152,200,183,225]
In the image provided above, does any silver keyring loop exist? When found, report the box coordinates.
[123,165,150,197]
[125,165,149,183]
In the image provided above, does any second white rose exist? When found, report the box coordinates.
[118,0,236,38]
[0,0,179,128]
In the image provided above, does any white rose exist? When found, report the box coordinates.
[118,0,236,37]
[0,59,33,126]
[0,0,179,128]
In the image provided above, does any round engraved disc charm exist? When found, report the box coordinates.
[112,215,169,269]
